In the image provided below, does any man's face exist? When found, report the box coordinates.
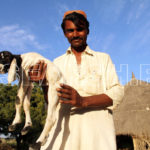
[64,20,88,49]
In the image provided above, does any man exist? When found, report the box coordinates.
[29,10,124,150]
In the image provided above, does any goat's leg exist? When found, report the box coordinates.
[36,85,58,145]
[21,83,33,135]
[9,80,29,131]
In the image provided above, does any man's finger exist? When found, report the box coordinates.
[56,88,71,94]
[60,83,74,90]
[28,66,33,76]
[32,63,41,76]
[58,93,71,99]
[59,99,72,104]
[38,61,45,73]
[40,63,47,78]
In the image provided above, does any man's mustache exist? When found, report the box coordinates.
[71,37,83,41]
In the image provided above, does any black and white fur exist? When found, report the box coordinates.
[0,51,64,146]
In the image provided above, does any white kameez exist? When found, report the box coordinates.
[41,46,124,150]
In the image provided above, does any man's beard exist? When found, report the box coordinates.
[70,37,87,52]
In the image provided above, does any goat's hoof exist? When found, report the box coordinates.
[29,142,41,150]
[41,136,48,146]
[8,123,21,132]
[21,126,32,135]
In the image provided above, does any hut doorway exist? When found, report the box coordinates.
[117,135,134,150]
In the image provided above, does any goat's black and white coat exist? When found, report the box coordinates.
[0,51,64,146]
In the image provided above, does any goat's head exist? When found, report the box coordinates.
[0,51,20,84]
[0,51,14,74]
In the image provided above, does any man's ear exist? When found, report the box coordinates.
[8,58,17,84]
[64,32,67,37]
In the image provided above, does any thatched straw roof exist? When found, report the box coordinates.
[113,73,150,139]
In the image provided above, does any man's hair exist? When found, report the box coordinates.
[61,12,89,34]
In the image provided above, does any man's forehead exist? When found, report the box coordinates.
[64,20,86,29]
[65,20,76,27]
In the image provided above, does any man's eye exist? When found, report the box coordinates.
[77,28,84,32]
[66,29,74,33]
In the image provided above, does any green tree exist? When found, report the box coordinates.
[0,83,46,149]
[0,84,17,135]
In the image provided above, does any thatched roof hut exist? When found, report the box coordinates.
[113,73,150,150]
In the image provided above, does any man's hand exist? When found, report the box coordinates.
[28,61,48,103]
[57,84,113,109]
[56,84,83,107]
[28,61,47,83]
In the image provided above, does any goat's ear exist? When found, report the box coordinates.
[8,58,17,84]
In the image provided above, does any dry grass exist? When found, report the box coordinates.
[0,138,16,150]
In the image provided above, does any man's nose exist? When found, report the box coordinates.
[73,30,79,37]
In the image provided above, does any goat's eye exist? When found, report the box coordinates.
[1,53,4,59]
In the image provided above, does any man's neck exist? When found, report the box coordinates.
[71,44,87,65]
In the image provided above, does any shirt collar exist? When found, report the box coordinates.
[66,46,94,56]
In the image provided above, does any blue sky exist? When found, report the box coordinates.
[0,0,150,85]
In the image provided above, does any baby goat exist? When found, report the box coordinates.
[0,51,64,146]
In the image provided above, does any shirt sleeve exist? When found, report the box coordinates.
[103,55,124,110]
